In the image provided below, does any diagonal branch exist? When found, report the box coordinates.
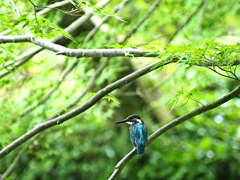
[0,137,36,180]
[19,58,79,118]
[0,60,173,159]
[47,58,110,120]
[36,0,70,16]
[0,58,110,179]
[84,0,130,44]
[8,0,30,33]
[108,84,240,180]
[167,0,205,44]
[119,0,162,44]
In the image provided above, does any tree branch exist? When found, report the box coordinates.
[46,58,110,120]
[0,47,43,78]
[207,67,240,81]
[0,35,158,57]
[0,137,36,180]
[20,0,130,117]
[28,0,42,33]
[167,0,205,44]
[1,0,71,36]
[119,0,162,44]
[19,58,79,118]
[36,0,70,16]
[108,84,240,180]
[8,0,30,33]
[0,60,173,158]
[0,0,111,78]
[84,0,130,44]
[0,58,110,178]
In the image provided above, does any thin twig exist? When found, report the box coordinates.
[19,58,79,118]
[84,0,130,44]
[47,57,110,120]
[119,0,162,44]
[194,0,208,39]
[0,1,71,36]
[219,66,239,80]
[8,0,30,33]
[0,137,36,180]
[207,67,239,81]
[167,0,205,44]
[28,0,42,33]
[37,1,71,16]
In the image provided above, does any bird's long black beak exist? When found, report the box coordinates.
[115,119,128,124]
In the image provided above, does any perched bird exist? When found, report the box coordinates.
[115,114,148,154]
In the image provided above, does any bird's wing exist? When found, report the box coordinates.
[140,125,148,146]
[130,126,139,146]
[130,124,148,146]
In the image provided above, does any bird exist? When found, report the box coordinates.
[115,114,148,154]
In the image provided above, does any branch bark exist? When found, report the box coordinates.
[0,35,158,57]
[108,84,240,180]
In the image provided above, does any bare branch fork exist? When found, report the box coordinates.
[108,84,240,180]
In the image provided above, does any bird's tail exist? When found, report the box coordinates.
[137,145,145,154]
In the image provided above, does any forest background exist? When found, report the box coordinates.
[0,0,240,179]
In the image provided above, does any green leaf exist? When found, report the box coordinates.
[103,95,120,104]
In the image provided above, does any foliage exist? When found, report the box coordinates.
[0,0,240,180]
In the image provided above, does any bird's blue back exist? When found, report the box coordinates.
[129,122,148,154]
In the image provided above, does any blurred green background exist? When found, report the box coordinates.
[0,0,240,179]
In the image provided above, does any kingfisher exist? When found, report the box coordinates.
[115,114,148,154]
